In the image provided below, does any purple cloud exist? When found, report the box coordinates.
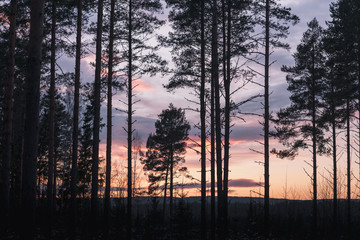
[228,178,263,188]
[171,178,262,190]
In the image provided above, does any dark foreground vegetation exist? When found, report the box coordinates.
[1,197,360,240]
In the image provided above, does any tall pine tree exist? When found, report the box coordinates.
[21,0,45,238]
[272,18,329,236]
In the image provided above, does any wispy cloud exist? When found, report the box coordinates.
[133,78,156,92]
[171,178,262,190]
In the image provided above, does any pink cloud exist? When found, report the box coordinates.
[133,78,155,92]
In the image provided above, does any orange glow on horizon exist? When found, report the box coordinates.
[96,122,360,201]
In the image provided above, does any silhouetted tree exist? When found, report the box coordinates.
[77,83,106,199]
[200,0,206,238]
[127,2,133,236]
[162,0,212,236]
[1,0,17,222]
[70,0,82,228]
[319,59,347,236]
[325,1,360,236]
[47,1,57,229]
[252,0,298,235]
[78,90,95,198]
[10,1,32,218]
[132,132,144,197]
[142,104,190,218]
[104,0,115,236]
[21,0,45,238]
[164,2,257,237]
[41,1,77,225]
[222,0,229,232]
[38,86,73,206]
[272,18,329,236]
[111,1,165,236]
[91,0,104,236]
[222,0,256,228]
[142,133,167,196]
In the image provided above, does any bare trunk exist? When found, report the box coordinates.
[210,22,216,240]
[169,146,174,218]
[163,163,169,219]
[47,2,56,229]
[200,0,207,238]
[331,91,337,233]
[1,0,17,220]
[133,155,136,197]
[13,105,25,215]
[346,98,351,237]
[53,156,57,210]
[264,0,270,237]
[71,0,82,226]
[104,0,115,236]
[127,1,133,238]
[311,48,317,236]
[212,0,222,233]
[223,0,231,232]
[91,0,104,236]
[21,1,45,238]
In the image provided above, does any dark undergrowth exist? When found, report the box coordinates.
[1,197,360,239]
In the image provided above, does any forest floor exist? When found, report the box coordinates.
[1,196,359,239]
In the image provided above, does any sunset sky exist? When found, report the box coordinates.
[57,0,355,200]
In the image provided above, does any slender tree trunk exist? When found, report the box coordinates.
[346,98,351,237]
[48,0,56,206]
[91,0,104,237]
[212,1,223,235]
[53,156,57,210]
[133,153,136,197]
[47,1,56,236]
[331,84,337,235]
[104,0,115,237]
[163,161,169,221]
[71,0,82,229]
[223,0,231,233]
[163,163,169,219]
[210,13,216,240]
[221,3,226,218]
[1,0,17,221]
[200,0,207,238]
[170,145,174,219]
[264,0,270,237]
[61,162,65,208]
[311,48,317,237]
[127,1,133,238]
[21,1,45,238]
[210,86,216,239]
[13,104,25,217]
